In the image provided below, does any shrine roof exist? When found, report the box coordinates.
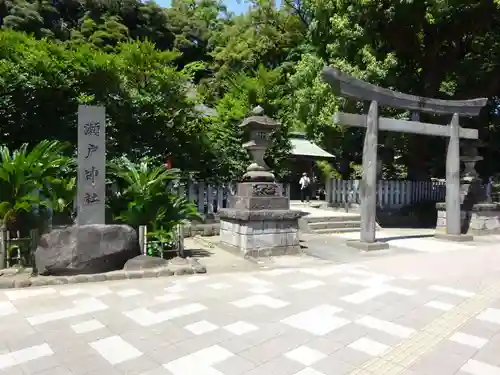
[289,132,335,159]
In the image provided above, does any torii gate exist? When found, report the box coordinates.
[322,67,488,251]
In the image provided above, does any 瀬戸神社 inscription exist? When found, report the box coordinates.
[77,105,106,225]
[322,67,488,250]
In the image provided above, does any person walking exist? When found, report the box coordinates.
[299,172,311,203]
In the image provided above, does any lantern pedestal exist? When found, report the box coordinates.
[218,182,303,258]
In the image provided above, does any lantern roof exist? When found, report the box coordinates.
[239,106,279,129]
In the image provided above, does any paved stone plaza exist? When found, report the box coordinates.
[1,237,500,375]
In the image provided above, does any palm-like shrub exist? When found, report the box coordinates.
[108,156,201,237]
[0,141,75,231]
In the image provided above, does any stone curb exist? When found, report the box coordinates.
[0,264,207,290]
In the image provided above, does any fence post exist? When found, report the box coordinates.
[207,184,214,215]
[335,179,341,203]
[188,181,196,203]
[395,181,401,206]
[30,229,39,276]
[216,184,224,212]
[325,178,331,204]
[284,183,290,198]
[405,181,412,205]
[0,225,5,270]
[139,225,147,255]
[345,180,354,212]
[197,182,205,213]
[340,180,346,205]
[5,231,10,268]
[177,223,184,258]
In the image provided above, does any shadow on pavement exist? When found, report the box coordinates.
[378,234,435,242]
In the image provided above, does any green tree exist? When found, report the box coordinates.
[73,15,129,52]
[0,31,214,177]
[166,0,229,69]
[2,1,46,37]
[210,0,304,81]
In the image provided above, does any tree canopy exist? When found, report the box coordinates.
[1,0,500,181]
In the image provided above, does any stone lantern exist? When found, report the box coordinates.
[437,138,500,237]
[240,105,277,182]
[459,139,485,204]
[218,106,303,258]
[460,139,483,181]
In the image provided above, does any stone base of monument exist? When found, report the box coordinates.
[346,240,389,251]
[436,202,500,236]
[218,209,303,258]
[35,224,140,276]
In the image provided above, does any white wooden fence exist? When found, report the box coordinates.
[168,181,291,215]
[325,179,446,209]
[166,179,444,215]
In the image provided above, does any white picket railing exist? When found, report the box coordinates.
[167,179,443,214]
[168,181,291,215]
[325,179,446,209]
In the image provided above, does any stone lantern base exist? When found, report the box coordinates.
[218,182,304,258]
[436,202,500,236]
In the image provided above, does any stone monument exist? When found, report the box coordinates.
[34,105,141,276]
[77,105,106,225]
[218,106,303,258]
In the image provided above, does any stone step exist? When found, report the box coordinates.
[304,214,361,223]
[309,221,361,230]
[313,228,361,234]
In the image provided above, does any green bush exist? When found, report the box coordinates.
[0,140,75,231]
[108,156,202,257]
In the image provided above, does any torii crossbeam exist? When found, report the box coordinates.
[322,67,488,250]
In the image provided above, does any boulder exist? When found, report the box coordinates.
[124,255,168,270]
[35,225,140,276]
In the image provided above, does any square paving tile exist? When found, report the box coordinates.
[284,345,326,366]
[410,349,470,375]
[213,354,256,375]
[311,356,355,375]
[243,356,304,375]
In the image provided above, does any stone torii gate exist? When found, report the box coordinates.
[322,67,488,251]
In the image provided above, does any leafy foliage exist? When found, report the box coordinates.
[108,156,202,233]
[0,140,74,230]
